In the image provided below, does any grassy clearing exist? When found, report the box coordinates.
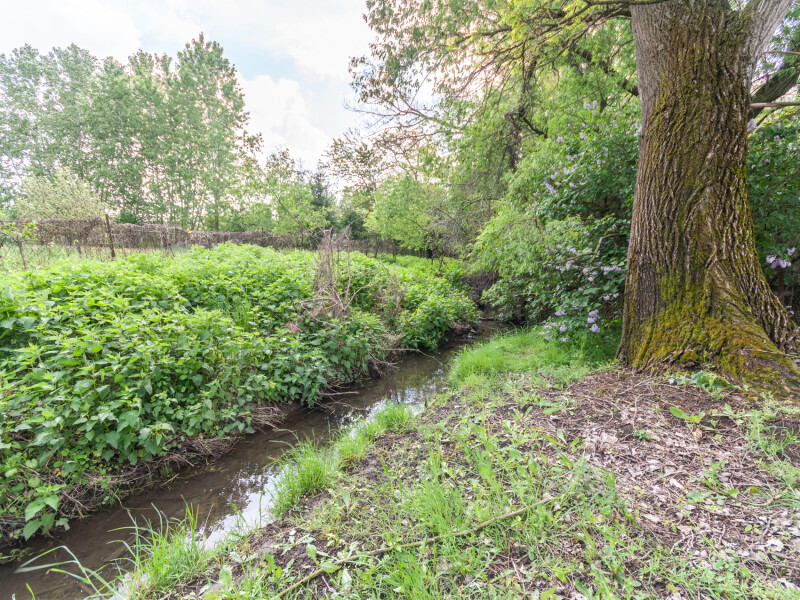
[0,243,476,549]
[448,328,619,388]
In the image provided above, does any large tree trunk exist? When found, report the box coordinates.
[620,0,798,385]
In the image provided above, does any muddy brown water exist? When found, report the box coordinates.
[1,321,504,599]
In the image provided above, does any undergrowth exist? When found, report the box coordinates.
[448,327,619,388]
[23,331,800,600]
[0,244,476,545]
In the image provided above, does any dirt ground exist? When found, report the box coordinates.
[176,368,800,599]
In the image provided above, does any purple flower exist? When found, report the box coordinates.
[545,336,552,341]
[560,337,569,343]
[587,317,596,324]
[588,310,599,318]
[554,310,565,317]
[788,248,796,257]
[590,324,600,333]
[559,325,567,332]
[556,136,564,143]
[766,255,776,264]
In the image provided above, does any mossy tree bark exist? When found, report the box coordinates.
[620,0,799,384]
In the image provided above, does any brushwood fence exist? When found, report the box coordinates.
[0,218,402,273]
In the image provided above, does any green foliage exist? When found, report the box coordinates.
[473,103,636,337]
[474,100,798,339]
[14,168,107,220]
[0,37,258,229]
[366,175,439,252]
[0,244,476,543]
[748,117,800,306]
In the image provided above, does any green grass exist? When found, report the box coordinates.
[270,403,413,516]
[253,384,794,599]
[117,506,221,598]
[271,443,341,517]
[448,327,619,388]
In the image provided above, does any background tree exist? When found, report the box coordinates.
[323,130,390,236]
[14,168,107,220]
[0,36,258,230]
[366,175,436,253]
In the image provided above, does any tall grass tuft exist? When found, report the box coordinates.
[271,403,413,516]
[270,442,340,516]
[117,505,215,598]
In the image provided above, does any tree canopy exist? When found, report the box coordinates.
[349,0,800,385]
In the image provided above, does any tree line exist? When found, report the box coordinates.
[0,36,351,235]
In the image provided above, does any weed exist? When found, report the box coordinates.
[0,245,477,542]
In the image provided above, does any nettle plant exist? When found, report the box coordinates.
[474,102,637,340]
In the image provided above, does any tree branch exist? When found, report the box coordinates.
[751,101,800,107]
[743,0,796,66]
[750,24,800,118]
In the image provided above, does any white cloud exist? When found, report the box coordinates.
[240,74,331,167]
[0,0,371,166]
[169,0,372,81]
[0,0,140,60]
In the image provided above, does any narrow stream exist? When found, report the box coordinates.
[1,321,503,600]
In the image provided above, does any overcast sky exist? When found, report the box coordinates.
[0,0,374,167]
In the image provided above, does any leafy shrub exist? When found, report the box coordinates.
[0,244,477,543]
[475,103,799,338]
[749,118,800,317]
[472,101,636,339]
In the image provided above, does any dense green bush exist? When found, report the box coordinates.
[749,118,799,312]
[473,102,635,337]
[475,106,800,336]
[0,245,477,544]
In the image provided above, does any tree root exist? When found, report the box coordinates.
[273,496,554,599]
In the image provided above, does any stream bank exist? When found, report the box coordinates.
[1,321,504,600]
[154,331,800,600]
